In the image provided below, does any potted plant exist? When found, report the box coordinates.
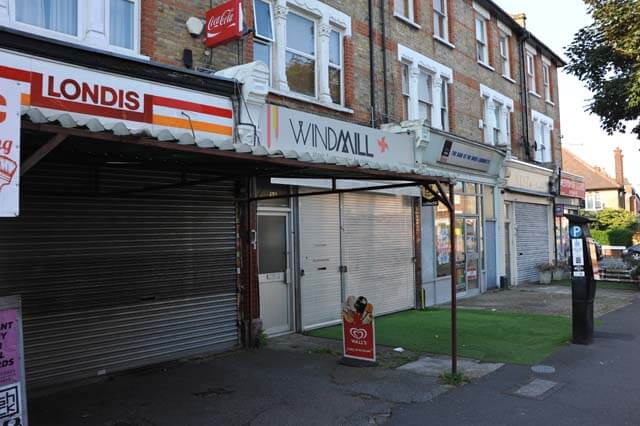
[536,262,554,284]
[552,261,568,281]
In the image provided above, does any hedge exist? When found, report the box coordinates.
[590,228,634,246]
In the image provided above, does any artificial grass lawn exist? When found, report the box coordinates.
[308,309,571,365]
[554,279,639,291]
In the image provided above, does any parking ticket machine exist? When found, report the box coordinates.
[565,214,600,345]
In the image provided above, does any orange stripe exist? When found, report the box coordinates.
[152,115,233,136]
[21,93,30,106]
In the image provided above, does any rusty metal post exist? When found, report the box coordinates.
[449,183,458,375]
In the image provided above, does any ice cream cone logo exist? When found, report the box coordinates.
[0,94,6,124]
[0,156,17,190]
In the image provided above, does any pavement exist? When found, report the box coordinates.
[29,288,640,425]
[454,283,639,318]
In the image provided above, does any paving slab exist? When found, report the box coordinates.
[398,356,504,380]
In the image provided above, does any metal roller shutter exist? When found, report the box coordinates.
[515,202,550,285]
[342,193,415,315]
[299,194,342,330]
[0,162,238,388]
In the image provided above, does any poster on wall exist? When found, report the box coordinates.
[341,296,375,363]
[0,79,21,218]
[0,296,28,426]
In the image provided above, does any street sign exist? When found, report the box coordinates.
[341,296,375,362]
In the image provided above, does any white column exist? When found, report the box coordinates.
[431,74,443,130]
[273,0,290,92]
[84,0,108,46]
[0,0,9,25]
[485,99,497,145]
[408,64,420,121]
[318,20,332,103]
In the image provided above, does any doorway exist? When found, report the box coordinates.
[455,217,480,294]
[257,212,293,335]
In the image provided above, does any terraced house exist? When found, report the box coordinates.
[0,0,564,389]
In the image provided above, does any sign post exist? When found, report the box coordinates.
[0,296,28,426]
[0,79,21,218]
[341,296,376,365]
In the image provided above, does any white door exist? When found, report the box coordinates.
[258,213,292,335]
[342,193,415,315]
[299,194,343,330]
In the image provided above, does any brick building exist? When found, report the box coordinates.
[0,0,565,389]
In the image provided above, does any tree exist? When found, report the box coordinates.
[565,0,640,138]
[583,208,638,231]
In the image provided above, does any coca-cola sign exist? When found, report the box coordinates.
[205,0,243,48]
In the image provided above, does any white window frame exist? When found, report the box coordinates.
[433,0,448,42]
[480,84,514,146]
[440,77,449,131]
[525,43,538,95]
[398,44,453,131]
[328,28,344,106]
[586,192,603,211]
[542,57,553,103]
[473,2,490,67]
[285,10,318,98]
[532,110,554,163]
[417,68,434,125]
[254,0,275,41]
[395,0,415,23]
[260,0,351,110]
[499,34,511,79]
[4,0,144,58]
[401,62,411,120]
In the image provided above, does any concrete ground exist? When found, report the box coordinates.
[453,284,639,318]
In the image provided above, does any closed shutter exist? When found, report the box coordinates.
[515,202,550,285]
[0,162,238,388]
[299,194,342,330]
[342,193,415,315]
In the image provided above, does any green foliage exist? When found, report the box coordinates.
[591,228,633,246]
[590,229,610,244]
[565,0,640,138]
[590,208,638,231]
[440,371,471,386]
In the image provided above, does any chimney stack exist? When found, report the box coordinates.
[614,147,625,186]
[512,13,527,28]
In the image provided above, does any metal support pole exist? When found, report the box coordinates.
[449,183,458,375]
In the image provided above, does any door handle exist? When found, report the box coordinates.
[300,269,305,277]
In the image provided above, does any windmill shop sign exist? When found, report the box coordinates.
[261,105,416,170]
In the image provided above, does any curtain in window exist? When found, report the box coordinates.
[110,0,134,49]
[16,0,77,36]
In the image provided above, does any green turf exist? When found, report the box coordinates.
[553,279,639,290]
[308,309,571,365]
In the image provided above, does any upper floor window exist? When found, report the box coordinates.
[16,0,78,36]
[532,110,553,163]
[480,84,514,146]
[286,12,316,97]
[542,62,552,102]
[525,44,538,94]
[586,192,603,211]
[475,17,488,65]
[398,44,453,132]
[7,0,141,56]
[433,0,448,41]
[252,0,350,108]
[395,0,415,23]
[499,33,511,79]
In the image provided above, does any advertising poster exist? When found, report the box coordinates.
[0,79,21,218]
[341,296,375,362]
[0,297,27,426]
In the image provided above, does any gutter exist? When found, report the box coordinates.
[518,30,533,161]
[368,0,377,127]
[380,0,389,123]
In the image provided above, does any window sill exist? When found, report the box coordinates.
[394,13,422,30]
[529,91,542,99]
[478,61,495,72]
[269,89,354,114]
[502,75,517,84]
[434,35,455,49]
[545,100,555,106]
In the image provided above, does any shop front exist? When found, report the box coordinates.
[504,159,556,285]
[555,172,586,261]
[382,124,506,306]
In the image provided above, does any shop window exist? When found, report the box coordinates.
[16,0,78,36]
[435,202,451,277]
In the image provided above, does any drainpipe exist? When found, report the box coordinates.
[518,31,532,161]
[379,0,389,124]
[368,0,377,127]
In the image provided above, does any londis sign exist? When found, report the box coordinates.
[0,49,234,145]
[205,0,243,48]
[0,79,20,218]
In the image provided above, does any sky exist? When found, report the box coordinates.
[493,0,640,187]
